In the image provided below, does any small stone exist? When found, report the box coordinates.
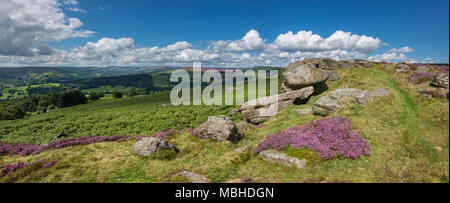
[193,116,243,143]
[258,150,306,169]
[173,171,210,183]
[295,107,313,115]
[130,137,178,157]
[234,145,250,153]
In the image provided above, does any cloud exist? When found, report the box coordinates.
[1,27,427,67]
[368,46,420,62]
[387,46,414,53]
[368,52,408,62]
[62,0,78,6]
[273,30,381,53]
[0,0,93,56]
[35,44,54,55]
[68,7,87,13]
[166,41,191,52]
[210,29,265,51]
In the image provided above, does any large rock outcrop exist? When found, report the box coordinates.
[281,58,374,92]
[301,58,338,70]
[193,116,243,143]
[313,88,390,116]
[327,71,340,81]
[395,63,410,73]
[293,58,372,70]
[130,137,179,157]
[432,73,449,89]
[241,86,314,124]
[282,62,329,91]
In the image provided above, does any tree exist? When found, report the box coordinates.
[112,91,123,99]
[136,88,148,95]
[37,98,49,113]
[88,92,101,101]
[127,89,137,97]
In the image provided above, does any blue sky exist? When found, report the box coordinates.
[0,0,448,67]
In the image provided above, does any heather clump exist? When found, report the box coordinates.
[417,89,447,98]
[0,162,25,177]
[0,129,176,157]
[0,159,55,179]
[435,65,449,75]
[252,117,370,160]
[408,72,436,84]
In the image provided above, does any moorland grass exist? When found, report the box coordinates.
[0,65,448,183]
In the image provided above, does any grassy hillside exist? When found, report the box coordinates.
[0,83,63,101]
[0,66,178,87]
[0,64,448,183]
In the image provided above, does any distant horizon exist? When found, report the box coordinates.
[0,0,448,67]
[0,60,449,69]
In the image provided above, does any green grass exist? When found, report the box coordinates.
[0,91,240,144]
[0,83,61,100]
[82,85,135,94]
[0,65,448,183]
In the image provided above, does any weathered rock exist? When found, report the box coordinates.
[295,106,313,115]
[395,63,410,73]
[355,59,371,68]
[234,145,250,153]
[327,71,340,81]
[356,88,390,105]
[282,62,329,90]
[301,58,338,70]
[193,116,243,143]
[241,87,314,124]
[53,131,69,141]
[130,137,178,157]
[235,121,251,131]
[173,171,210,183]
[338,60,358,69]
[258,150,306,169]
[415,65,429,73]
[281,82,294,92]
[313,88,390,116]
[432,73,449,89]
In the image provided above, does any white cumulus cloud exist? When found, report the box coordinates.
[387,46,414,53]
[274,30,381,53]
[0,0,93,56]
[210,29,265,51]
